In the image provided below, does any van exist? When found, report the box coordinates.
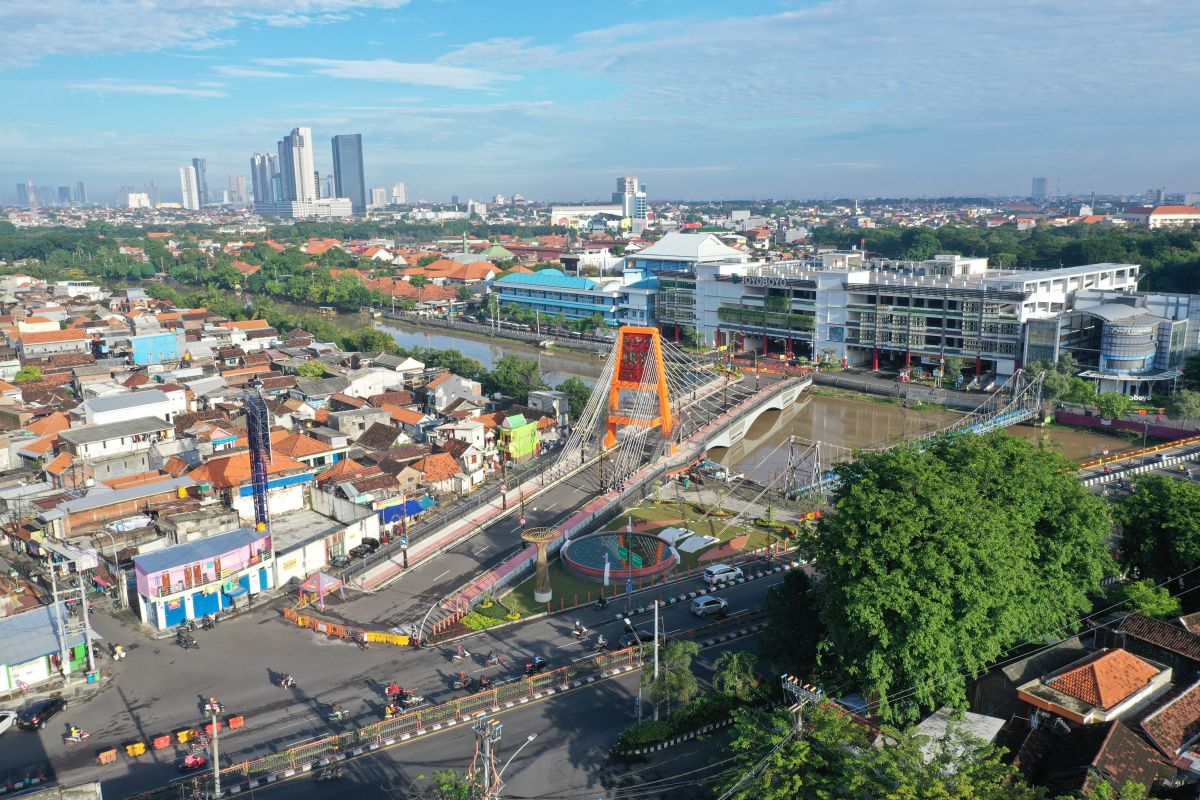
[703,564,743,586]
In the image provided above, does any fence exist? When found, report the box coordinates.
[121,647,642,800]
[1077,432,1200,471]
[282,606,411,647]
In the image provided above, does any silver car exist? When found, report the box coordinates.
[691,596,729,617]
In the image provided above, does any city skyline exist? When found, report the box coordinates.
[1,1,1197,204]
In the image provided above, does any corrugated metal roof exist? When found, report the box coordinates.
[133,527,263,574]
[60,476,195,514]
[0,603,100,667]
[81,389,169,413]
[495,269,597,290]
[57,417,171,446]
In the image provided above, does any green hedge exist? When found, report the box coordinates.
[613,692,741,751]
[753,518,801,537]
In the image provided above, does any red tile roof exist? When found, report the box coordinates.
[1141,678,1200,757]
[189,451,308,489]
[412,452,459,483]
[21,329,88,344]
[1119,613,1200,663]
[1045,649,1160,710]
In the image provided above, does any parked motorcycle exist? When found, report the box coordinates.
[177,620,197,633]
[201,614,217,630]
[315,765,346,782]
[177,633,199,650]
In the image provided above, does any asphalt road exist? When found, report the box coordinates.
[184,635,760,800]
[2,563,785,797]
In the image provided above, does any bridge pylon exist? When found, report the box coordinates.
[604,326,673,448]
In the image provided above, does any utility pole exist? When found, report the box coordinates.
[211,700,221,798]
[653,599,660,721]
[780,674,823,734]
[473,715,502,798]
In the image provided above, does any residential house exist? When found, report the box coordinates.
[16,329,91,360]
[327,407,391,440]
[269,507,376,586]
[1016,648,1172,726]
[291,376,351,409]
[422,373,484,414]
[0,603,99,691]
[498,414,539,464]
[132,527,274,628]
[411,452,463,495]
[74,389,181,425]
[188,451,314,523]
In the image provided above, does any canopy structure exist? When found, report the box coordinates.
[298,571,345,610]
[379,495,437,525]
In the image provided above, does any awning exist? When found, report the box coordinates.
[93,575,112,589]
[379,496,437,525]
[224,584,248,598]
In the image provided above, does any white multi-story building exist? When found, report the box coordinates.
[179,165,200,210]
[1116,205,1200,228]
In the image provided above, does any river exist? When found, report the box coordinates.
[710,394,1137,483]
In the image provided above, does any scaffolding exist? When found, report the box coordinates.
[243,388,273,530]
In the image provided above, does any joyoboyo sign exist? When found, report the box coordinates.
[738,275,795,287]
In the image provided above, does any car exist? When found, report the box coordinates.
[359,537,380,552]
[0,710,15,736]
[691,596,729,618]
[348,545,371,559]
[17,697,67,730]
[619,628,664,649]
[702,564,743,586]
[328,554,351,569]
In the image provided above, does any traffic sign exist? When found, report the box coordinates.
[632,553,644,569]
[399,535,408,547]
[520,517,526,526]
[617,544,629,561]
[626,577,634,594]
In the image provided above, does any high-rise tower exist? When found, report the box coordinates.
[191,157,209,206]
[179,165,201,210]
[331,134,366,214]
[277,127,316,202]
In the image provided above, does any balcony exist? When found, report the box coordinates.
[149,552,272,598]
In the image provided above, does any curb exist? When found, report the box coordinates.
[611,717,736,756]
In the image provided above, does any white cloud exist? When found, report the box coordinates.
[69,79,227,98]
[0,1,412,68]
[212,65,294,79]
[258,58,510,89]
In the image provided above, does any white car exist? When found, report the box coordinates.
[702,564,743,586]
[691,596,729,618]
[0,710,15,737]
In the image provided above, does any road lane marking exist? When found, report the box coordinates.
[433,570,450,581]
[472,546,489,556]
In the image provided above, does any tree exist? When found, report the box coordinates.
[719,702,1047,800]
[1122,579,1182,619]
[410,274,429,303]
[1171,389,1200,422]
[410,769,480,800]
[712,650,760,702]
[942,355,964,383]
[483,356,545,401]
[1115,475,1200,585]
[757,568,822,676]
[814,433,1113,724]
[1081,781,1149,800]
[1094,391,1133,420]
[12,365,42,383]
[642,639,700,717]
[339,327,401,354]
[294,361,327,379]
[1183,352,1200,388]
[416,254,439,268]
[1063,377,1098,406]
[555,377,592,420]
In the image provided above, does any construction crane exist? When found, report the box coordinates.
[243,383,273,531]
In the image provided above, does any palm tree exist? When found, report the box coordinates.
[642,639,700,718]
[713,650,760,702]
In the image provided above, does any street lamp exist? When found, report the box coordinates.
[624,616,644,723]
[490,732,538,799]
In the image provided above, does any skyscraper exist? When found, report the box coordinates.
[277,127,317,202]
[15,181,37,210]
[613,175,647,220]
[391,182,407,205]
[118,185,135,207]
[1031,177,1047,201]
[370,187,388,209]
[229,175,248,205]
[250,153,278,204]
[192,157,209,206]
[179,165,201,210]
[144,181,160,208]
[331,133,366,214]
[74,181,87,204]
[56,186,71,205]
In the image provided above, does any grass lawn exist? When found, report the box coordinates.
[503,560,620,617]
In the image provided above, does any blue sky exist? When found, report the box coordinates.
[2,0,1198,204]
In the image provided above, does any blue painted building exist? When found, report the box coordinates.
[493,269,625,325]
[130,331,181,366]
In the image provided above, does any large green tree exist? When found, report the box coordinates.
[813,433,1113,723]
[483,356,545,402]
[554,376,592,420]
[757,568,822,677]
[1115,475,1200,585]
[642,639,700,718]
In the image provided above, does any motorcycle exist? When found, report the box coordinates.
[479,675,493,690]
[177,634,199,650]
[452,672,474,691]
[525,657,548,676]
[64,730,90,746]
[279,674,296,689]
[201,614,216,630]
[316,765,346,782]
[327,707,350,722]
[592,637,609,653]
[180,753,209,773]
[399,691,425,707]
[177,620,197,633]
[484,653,505,668]
[451,648,471,664]
[571,623,589,640]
